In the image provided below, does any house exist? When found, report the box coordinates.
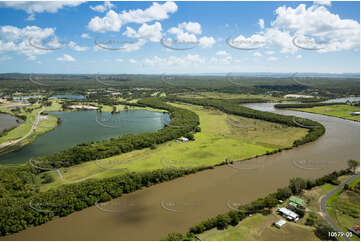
[277,207,299,222]
[274,219,287,228]
[289,196,305,208]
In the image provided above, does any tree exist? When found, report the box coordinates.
[314,221,337,241]
[215,214,231,230]
[289,177,307,195]
[163,232,185,241]
[347,159,359,174]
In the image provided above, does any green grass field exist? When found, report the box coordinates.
[326,177,360,241]
[293,104,360,121]
[40,102,307,191]
[198,213,319,241]
[176,91,281,101]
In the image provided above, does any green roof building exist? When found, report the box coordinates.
[289,196,305,207]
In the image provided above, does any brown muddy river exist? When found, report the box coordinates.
[4,103,360,241]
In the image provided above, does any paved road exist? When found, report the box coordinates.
[0,106,44,149]
[320,173,360,241]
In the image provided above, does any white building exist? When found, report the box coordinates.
[277,207,299,222]
[274,219,287,228]
[179,137,189,143]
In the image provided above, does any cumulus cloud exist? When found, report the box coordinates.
[0,1,84,20]
[90,1,114,13]
[258,19,265,29]
[68,41,88,51]
[0,25,57,60]
[296,54,302,59]
[216,50,229,56]
[88,1,177,33]
[56,54,75,62]
[199,36,216,48]
[123,22,162,42]
[313,0,331,6]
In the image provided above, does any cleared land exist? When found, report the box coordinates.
[40,102,307,191]
[326,177,360,241]
[198,213,319,241]
[293,104,360,122]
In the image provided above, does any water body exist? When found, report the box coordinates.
[0,113,24,133]
[0,110,168,164]
[4,102,359,240]
[322,96,360,103]
[50,94,86,100]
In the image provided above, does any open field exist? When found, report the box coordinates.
[293,104,360,122]
[326,177,360,241]
[198,213,319,241]
[176,92,282,101]
[40,102,307,191]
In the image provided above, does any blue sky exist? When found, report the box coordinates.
[0,1,359,74]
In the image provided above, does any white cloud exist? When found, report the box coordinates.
[0,25,57,60]
[90,1,114,13]
[68,41,88,51]
[270,4,359,52]
[199,36,216,48]
[178,22,202,35]
[253,51,262,57]
[296,54,302,59]
[313,0,331,6]
[0,1,84,20]
[81,33,90,39]
[56,54,75,62]
[123,22,162,42]
[88,2,177,33]
[87,10,122,33]
[129,58,137,64]
[258,19,265,29]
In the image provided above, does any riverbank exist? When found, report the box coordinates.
[291,104,360,122]
[39,101,307,191]
[0,106,58,156]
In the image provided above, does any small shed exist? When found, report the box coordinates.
[179,137,189,143]
[289,196,305,208]
[274,219,286,228]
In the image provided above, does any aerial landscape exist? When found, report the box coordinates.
[0,0,359,241]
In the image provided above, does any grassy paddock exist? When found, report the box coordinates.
[198,213,319,241]
[293,104,360,122]
[40,102,307,191]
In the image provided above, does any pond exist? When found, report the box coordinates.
[0,109,168,164]
[0,113,24,133]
